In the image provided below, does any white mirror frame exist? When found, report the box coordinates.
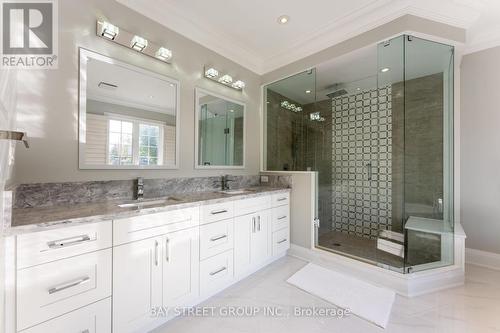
[78,48,180,169]
[194,87,246,169]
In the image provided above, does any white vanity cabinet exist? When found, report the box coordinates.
[234,200,272,278]
[112,209,200,333]
[11,190,290,333]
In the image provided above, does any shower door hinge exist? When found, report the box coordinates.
[313,218,320,228]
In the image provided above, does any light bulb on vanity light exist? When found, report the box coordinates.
[100,21,119,40]
[155,47,172,62]
[130,35,148,52]
[205,67,219,78]
[219,74,233,85]
[232,80,245,90]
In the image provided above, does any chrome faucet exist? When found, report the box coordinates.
[219,175,234,191]
[136,177,144,200]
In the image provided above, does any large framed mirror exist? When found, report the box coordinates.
[79,48,180,169]
[195,88,245,169]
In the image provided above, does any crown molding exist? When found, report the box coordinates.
[116,0,263,73]
[117,0,481,75]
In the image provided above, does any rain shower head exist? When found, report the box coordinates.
[326,89,348,99]
[325,83,348,99]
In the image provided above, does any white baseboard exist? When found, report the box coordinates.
[465,248,500,271]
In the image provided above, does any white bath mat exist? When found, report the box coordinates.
[287,263,395,328]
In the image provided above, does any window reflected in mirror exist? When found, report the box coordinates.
[79,49,179,169]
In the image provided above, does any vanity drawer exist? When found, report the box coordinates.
[272,192,290,207]
[200,219,234,260]
[272,205,290,232]
[272,228,290,256]
[233,195,271,217]
[17,249,112,331]
[113,207,199,245]
[201,201,234,225]
[19,297,111,333]
[200,250,234,297]
[17,221,112,269]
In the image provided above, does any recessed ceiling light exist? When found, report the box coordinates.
[305,90,311,94]
[277,15,290,24]
[380,67,390,73]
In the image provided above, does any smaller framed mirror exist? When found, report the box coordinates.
[195,88,245,169]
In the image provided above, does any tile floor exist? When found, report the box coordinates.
[154,256,500,333]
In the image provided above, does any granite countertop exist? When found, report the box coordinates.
[7,186,290,235]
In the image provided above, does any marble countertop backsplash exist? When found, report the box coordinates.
[5,175,292,235]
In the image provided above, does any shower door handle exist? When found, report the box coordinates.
[366,163,372,181]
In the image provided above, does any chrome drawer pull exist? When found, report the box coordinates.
[210,234,227,242]
[257,215,261,231]
[211,209,228,215]
[47,235,91,249]
[48,276,90,294]
[209,266,227,276]
[252,217,256,233]
[277,238,288,244]
[277,197,287,202]
[278,215,287,220]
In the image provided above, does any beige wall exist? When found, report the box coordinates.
[9,0,261,184]
[460,46,500,255]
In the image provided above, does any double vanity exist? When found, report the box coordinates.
[5,185,291,333]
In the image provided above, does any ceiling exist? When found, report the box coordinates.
[117,0,500,75]
[267,35,454,103]
[87,57,177,114]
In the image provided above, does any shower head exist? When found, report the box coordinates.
[325,83,348,99]
[326,89,348,99]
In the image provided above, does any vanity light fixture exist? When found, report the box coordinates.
[131,35,148,52]
[205,67,219,78]
[305,90,311,94]
[232,80,246,90]
[219,74,233,85]
[96,21,173,64]
[281,100,302,112]
[100,21,119,40]
[310,112,325,122]
[155,47,172,62]
[203,66,245,91]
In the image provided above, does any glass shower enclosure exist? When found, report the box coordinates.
[263,35,454,273]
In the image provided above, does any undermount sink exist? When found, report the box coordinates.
[118,197,181,208]
[217,189,255,195]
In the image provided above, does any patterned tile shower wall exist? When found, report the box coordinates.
[331,86,392,239]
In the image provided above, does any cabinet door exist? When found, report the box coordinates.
[234,214,252,277]
[113,236,162,333]
[162,228,199,308]
[250,209,271,265]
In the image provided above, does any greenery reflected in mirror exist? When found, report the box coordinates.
[196,89,245,168]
